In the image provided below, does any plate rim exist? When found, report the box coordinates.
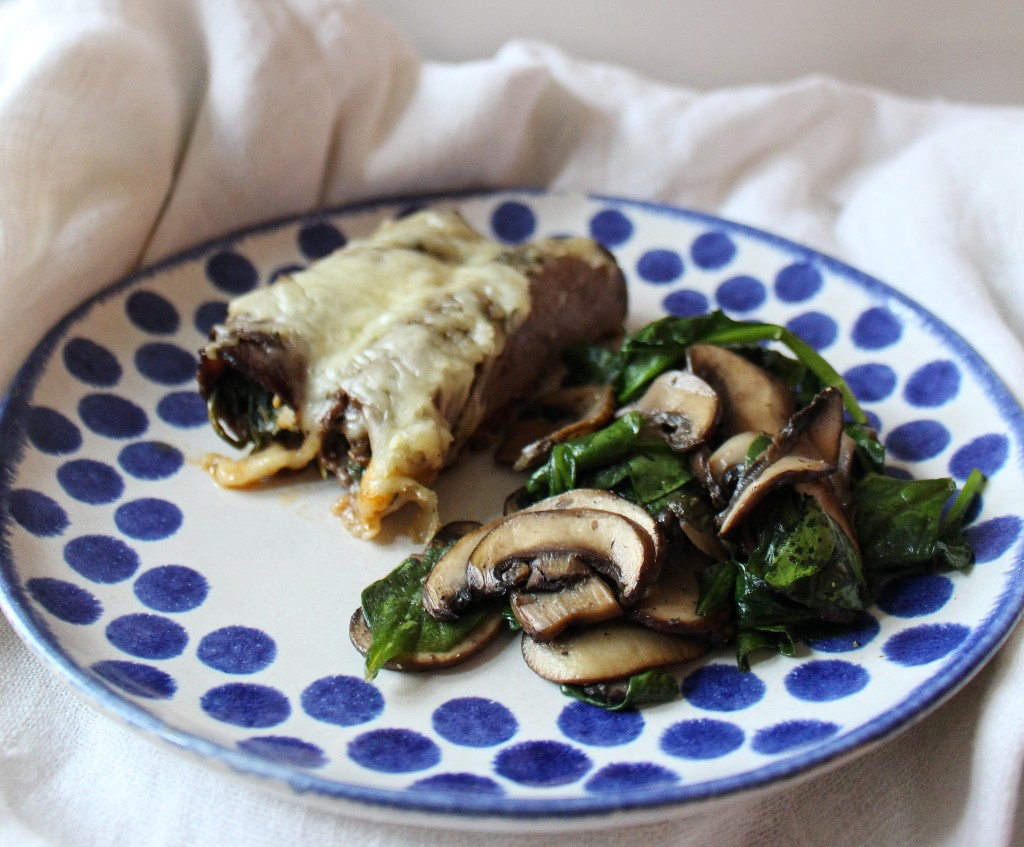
[2,187,1023,823]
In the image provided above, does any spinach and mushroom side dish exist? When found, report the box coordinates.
[350,310,985,710]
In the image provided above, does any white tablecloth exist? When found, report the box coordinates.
[2,1,1024,845]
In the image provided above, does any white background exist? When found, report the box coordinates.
[365,0,1024,105]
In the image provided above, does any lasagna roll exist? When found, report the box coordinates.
[197,209,627,540]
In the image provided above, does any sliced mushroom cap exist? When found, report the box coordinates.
[617,370,720,450]
[495,385,616,471]
[708,431,762,489]
[421,523,493,620]
[521,620,708,684]
[628,554,715,634]
[715,388,844,537]
[511,574,622,641]
[349,607,505,671]
[467,507,659,606]
[687,344,795,438]
[522,550,593,590]
[522,488,665,566]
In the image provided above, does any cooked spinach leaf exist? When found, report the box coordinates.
[853,472,979,576]
[360,538,496,680]
[561,668,679,710]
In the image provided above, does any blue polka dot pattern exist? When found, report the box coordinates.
[774,263,822,303]
[589,209,633,247]
[784,660,869,702]
[27,406,82,455]
[904,360,961,407]
[660,719,744,760]
[885,420,951,462]
[92,660,176,699]
[491,201,536,243]
[26,577,102,624]
[64,535,140,583]
[106,613,188,660]
[584,762,679,793]
[876,575,954,618]
[197,626,277,674]
[135,343,196,386]
[682,664,766,711]
[301,675,383,726]
[270,264,305,283]
[493,741,591,787]
[556,701,644,747]
[237,736,327,769]
[844,363,897,403]
[716,275,765,312]
[126,290,179,335]
[637,249,684,284]
[965,515,1022,563]
[348,729,440,774]
[206,251,258,294]
[852,307,902,350]
[118,441,184,481]
[63,338,121,387]
[156,391,207,428]
[201,683,291,728]
[3,193,1024,818]
[78,393,148,439]
[691,231,736,270]
[431,697,518,747]
[786,311,837,350]
[9,489,68,537]
[663,289,709,318]
[57,459,124,505]
[298,222,346,259]
[410,773,504,796]
[114,498,183,541]
[949,433,1009,480]
[752,720,840,755]
[133,565,209,613]
[883,623,970,667]
[194,301,228,336]
[805,612,880,653]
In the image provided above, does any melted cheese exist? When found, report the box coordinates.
[206,210,539,540]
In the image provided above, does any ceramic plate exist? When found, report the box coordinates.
[2,191,1023,830]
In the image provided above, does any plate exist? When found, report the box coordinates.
[2,190,1023,830]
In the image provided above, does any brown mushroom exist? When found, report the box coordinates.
[510,574,622,642]
[628,550,717,635]
[522,488,665,567]
[348,608,505,671]
[715,387,844,537]
[520,620,708,684]
[466,507,659,606]
[616,370,720,451]
[495,385,616,471]
[687,344,794,438]
[421,523,494,621]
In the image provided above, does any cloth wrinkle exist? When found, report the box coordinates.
[1,2,1023,846]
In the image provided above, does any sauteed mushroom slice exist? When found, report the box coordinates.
[716,388,844,537]
[521,620,708,685]
[617,370,720,451]
[497,385,617,471]
[348,608,505,671]
[421,522,492,620]
[628,552,716,635]
[467,508,659,607]
[687,344,794,437]
[510,574,622,642]
[522,488,665,566]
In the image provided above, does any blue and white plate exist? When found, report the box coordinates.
[2,191,1022,830]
